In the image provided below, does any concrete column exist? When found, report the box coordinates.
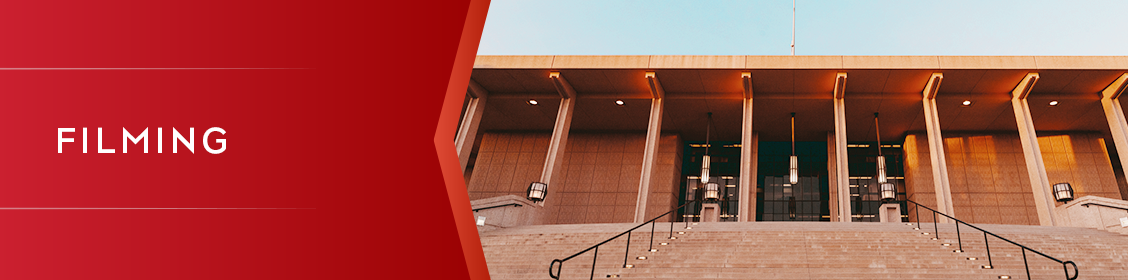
[634,97,663,222]
[921,73,955,222]
[1010,73,1057,226]
[739,72,757,222]
[1099,73,1128,199]
[540,97,574,192]
[827,132,840,222]
[832,73,852,222]
[634,72,666,222]
[541,73,577,206]
[455,79,488,172]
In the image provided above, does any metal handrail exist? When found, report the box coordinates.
[1081,202,1128,212]
[471,203,523,212]
[904,199,1079,280]
[548,201,695,280]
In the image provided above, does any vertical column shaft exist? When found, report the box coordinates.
[634,98,664,222]
[827,132,840,222]
[1100,74,1128,200]
[455,96,486,172]
[922,97,955,222]
[541,97,575,204]
[1010,73,1056,226]
[833,97,852,222]
[456,80,488,172]
[739,95,756,221]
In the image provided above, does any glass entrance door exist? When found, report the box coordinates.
[756,141,830,221]
[680,141,741,222]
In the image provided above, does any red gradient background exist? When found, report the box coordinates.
[0,1,489,279]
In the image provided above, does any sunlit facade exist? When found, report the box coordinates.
[459,55,1128,227]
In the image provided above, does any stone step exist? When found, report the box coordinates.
[482,222,1127,279]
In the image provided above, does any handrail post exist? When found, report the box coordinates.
[984,231,993,269]
[933,211,939,239]
[590,246,599,280]
[955,222,963,252]
[685,202,690,228]
[915,202,920,229]
[649,221,656,251]
[1022,248,1030,280]
[623,231,631,268]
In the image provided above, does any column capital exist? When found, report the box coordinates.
[834,72,847,99]
[1011,73,1040,100]
[1100,73,1128,100]
[646,71,665,99]
[549,71,576,99]
[741,71,753,99]
[922,73,943,100]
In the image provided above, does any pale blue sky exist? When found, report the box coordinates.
[478,0,1128,55]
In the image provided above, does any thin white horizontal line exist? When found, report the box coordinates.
[0,207,314,210]
[0,68,307,70]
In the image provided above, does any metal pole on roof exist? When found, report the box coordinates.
[791,0,795,55]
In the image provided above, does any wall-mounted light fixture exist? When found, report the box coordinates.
[1053,182,1074,202]
[527,182,547,202]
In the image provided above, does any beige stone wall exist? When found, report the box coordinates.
[904,132,1123,225]
[466,132,551,201]
[466,132,683,225]
[1037,134,1123,202]
[943,133,1037,225]
[552,133,645,224]
[903,134,938,222]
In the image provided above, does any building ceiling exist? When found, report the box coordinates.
[469,67,1126,144]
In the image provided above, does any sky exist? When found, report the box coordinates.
[478,0,1128,55]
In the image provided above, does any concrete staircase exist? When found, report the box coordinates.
[479,222,1128,279]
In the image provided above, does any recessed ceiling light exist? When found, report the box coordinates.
[962,100,972,106]
[637,256,647,260]
[615,99,625,106]
[527,99,538,105]
[1049,100,1059,106]
[999,275,1010,279]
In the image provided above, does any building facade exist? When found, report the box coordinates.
[459,55,1128,227]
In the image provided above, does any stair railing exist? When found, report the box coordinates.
[905,199,1079,280]
[548,201,695,280]
[471,203,523,212]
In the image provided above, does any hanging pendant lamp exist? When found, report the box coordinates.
[702,112,719,200]
[789,112,798,185]
[876,112,896,201]
[875,113,887,184]
[701,113,712,183]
